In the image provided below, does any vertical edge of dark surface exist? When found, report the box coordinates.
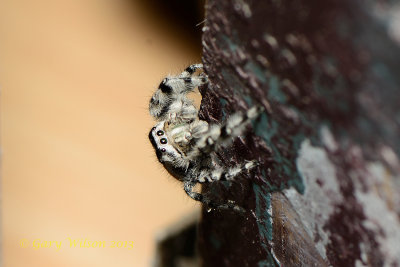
[198,0,400,266]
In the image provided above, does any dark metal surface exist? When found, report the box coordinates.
[198,0,400,266]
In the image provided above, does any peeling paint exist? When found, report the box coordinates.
[285,137,342,260]
[355,162,400,265]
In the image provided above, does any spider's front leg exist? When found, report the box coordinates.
[183,181,204,202]
[183,160,257,212]
[196,160,258,183]
[188,105,264,159]
[149,64,207,122]
[182,63,204,76]
[183,181,245,212]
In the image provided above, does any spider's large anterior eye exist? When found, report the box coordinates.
[160,138,167,144]
[157,130,164,136]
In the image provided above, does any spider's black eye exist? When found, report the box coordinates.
[157,130,164,136]
[152,127,156,131]
[160,138,167,144]
[161,148,166,152]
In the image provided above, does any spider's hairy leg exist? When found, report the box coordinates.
[218,160,258,180]
[188,105,264,158]
[171,64,207,97]
[183,181,204,202]
[197,160,258,183]
[183,181,245,213]
[168,63,206,95]
[181,63,204,76]
[149,63,207,121]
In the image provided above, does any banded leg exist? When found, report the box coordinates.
[183,181,204,202]
[149,63,207,121]
[177,64,207,94]
[196,160,257,183]
[188,106,264,159]
[181,63,204,76]
[183,181,245,212]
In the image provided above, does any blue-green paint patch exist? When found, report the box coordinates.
[254,111,305,193]
[220,33,240,52]
[220,98,228,120]
[221,69,247,94]
[258,254,280,267]
[253,184,280,264]
[245,61,267,83]
[261,169,267,178]
[244,95,253,106]
[267,76,287,103]
[254,113,277,144]
[258,260,269,267]
[262,180,280,192]
[220,97,228,107]
[253,184,272,241]
[221,180,231,189]
[288,173,305,194]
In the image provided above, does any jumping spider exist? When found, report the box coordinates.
[148,64,262,211]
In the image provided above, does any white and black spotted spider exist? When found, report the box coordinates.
[148,64,262,211]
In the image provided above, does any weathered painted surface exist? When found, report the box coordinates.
[198,0,400,266]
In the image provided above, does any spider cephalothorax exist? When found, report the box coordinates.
[149,64,262,210]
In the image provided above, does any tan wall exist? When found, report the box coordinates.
[0,1,201,266]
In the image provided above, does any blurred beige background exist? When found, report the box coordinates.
[0,0,203,266]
